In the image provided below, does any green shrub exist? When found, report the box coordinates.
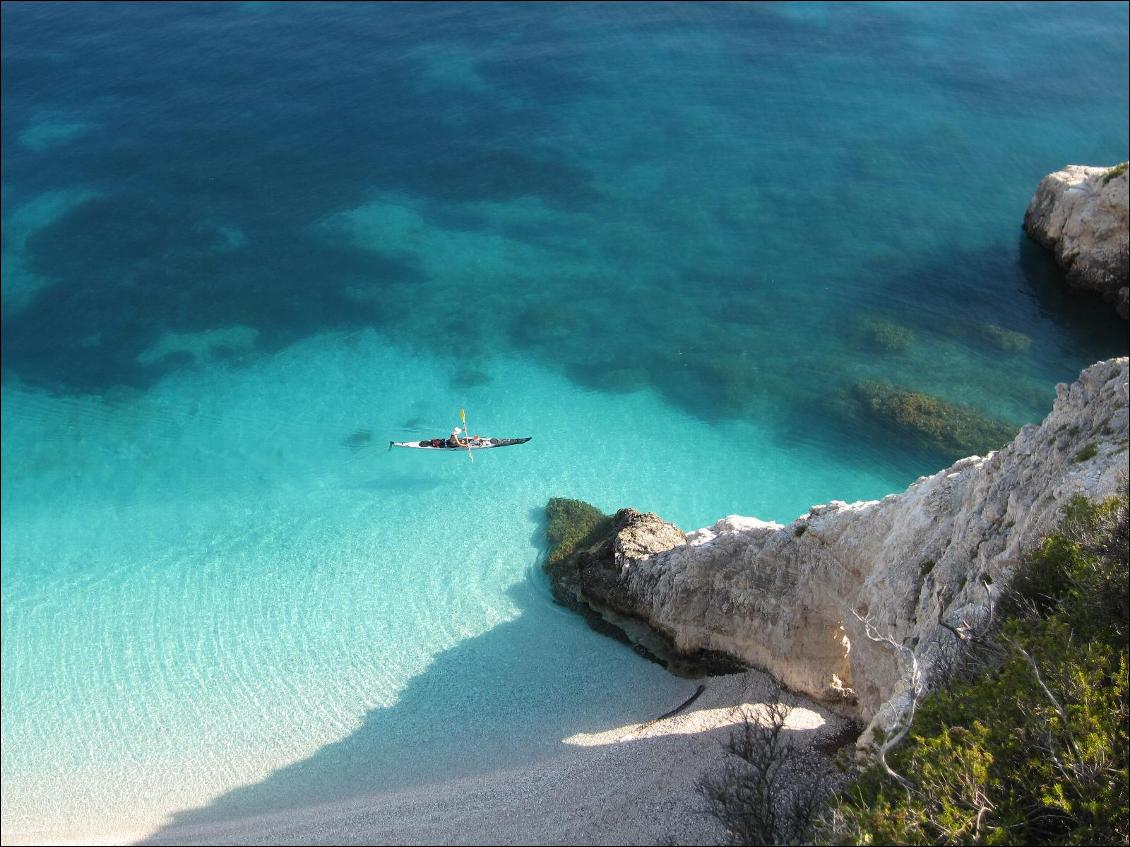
[828,491,1130,845]
[1004,493,1128,642]
[1074,442,1099,463]
[1102,162,1128,185]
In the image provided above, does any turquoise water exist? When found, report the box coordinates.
[2,3,1127,842]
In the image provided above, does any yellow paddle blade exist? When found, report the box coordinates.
[460,408,472,462]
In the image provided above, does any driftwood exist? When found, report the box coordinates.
[638,684,707,730]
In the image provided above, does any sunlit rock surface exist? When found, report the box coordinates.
[547,358,1129,744]
[1025,164,1129,318]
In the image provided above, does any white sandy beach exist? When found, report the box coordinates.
[139,670,849,846]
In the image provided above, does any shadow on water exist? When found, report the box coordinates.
[859,236,1128,350]
[136,578,715,844]
[1016,236,1129,337]
[349,473,445,496]
[527,504,549,545]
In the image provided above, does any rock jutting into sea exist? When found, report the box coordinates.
[544,357,1129,747]
[1024,163,1129,318]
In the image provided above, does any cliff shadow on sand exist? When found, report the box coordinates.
[136,578,847,846]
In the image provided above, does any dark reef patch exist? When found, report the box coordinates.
[2,192,425,392]
[1,2,598,394]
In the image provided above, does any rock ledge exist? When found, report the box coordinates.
[1024,163,1129,318]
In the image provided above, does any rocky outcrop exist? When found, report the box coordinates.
[546,358,1129,744]
[1024,164,1129,318]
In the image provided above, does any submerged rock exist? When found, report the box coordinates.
[1024,163,1129,318]
[544,358,1129,748]
[849,381,1018,458]
[968,322,1032,354]
[855,316,915,353]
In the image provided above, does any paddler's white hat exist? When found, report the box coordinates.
[454,427,462,434]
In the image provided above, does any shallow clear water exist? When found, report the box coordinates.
[2,2,1127,842]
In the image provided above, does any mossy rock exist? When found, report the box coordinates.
[543,497,614,611]
[545,497,612,568]
[852,381,1018,457]
[856,316,915,353]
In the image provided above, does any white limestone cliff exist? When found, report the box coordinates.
[548,358,1129,745]
[1024,164,1129,318]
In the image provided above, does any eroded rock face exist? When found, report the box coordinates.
[1024,164,1129,318]
[550,508,746,675]
[547,358,1129,744]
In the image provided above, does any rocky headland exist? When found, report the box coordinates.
[1024,163,1129,318]
[545,357,1129,746]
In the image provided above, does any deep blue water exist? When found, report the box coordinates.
[2,2,1127,842]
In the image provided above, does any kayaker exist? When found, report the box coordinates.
[448,426,481,448]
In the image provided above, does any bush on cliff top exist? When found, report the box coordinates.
[1102,162,1128,184]
[828,490,1129,846]
[545,497,611,567]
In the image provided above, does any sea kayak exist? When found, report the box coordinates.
[389,437,531,450]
